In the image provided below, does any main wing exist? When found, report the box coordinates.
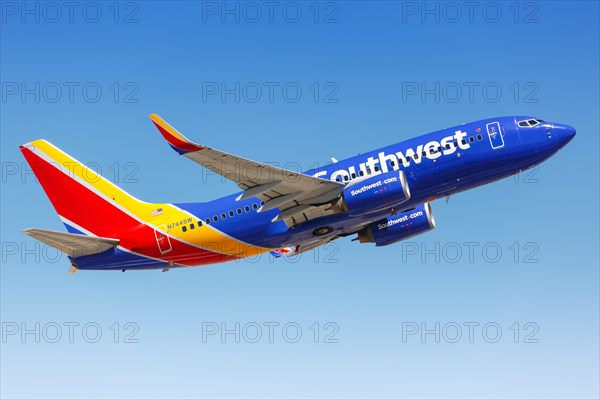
[150,114,344,226]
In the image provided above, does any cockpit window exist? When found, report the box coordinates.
[518,119,544,127]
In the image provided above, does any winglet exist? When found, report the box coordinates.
[149,114,203,155]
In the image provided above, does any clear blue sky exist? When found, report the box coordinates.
[1,1,598,398]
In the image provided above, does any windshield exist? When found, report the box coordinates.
[518,119,544,127]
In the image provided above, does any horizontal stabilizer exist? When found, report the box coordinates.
[23,228,120,258]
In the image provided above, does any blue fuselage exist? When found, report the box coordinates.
[174,116,575,248]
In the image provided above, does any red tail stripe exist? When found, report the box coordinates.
[21,147,235,266]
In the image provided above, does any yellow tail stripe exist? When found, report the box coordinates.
[31,139,269,258]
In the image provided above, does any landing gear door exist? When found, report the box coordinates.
[155,225,173,254]
[486,121,504,149]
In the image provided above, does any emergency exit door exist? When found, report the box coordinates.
[154,225,173,254]
[486,122,505,149]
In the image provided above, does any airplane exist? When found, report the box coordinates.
[20,115,576,273]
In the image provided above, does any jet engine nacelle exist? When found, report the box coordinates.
[356,203,436,246]
[336,170,411,216]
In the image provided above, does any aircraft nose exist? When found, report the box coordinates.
[553,123,576,146]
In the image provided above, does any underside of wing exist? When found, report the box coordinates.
[150,114,344,226]
[291,235,341,256]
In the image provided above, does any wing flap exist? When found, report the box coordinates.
[23,228,120,258]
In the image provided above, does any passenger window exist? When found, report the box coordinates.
[351,173,356,179]
[477,134,482,141]
[454,141,458,148]
[445,144,451,150]
[343,175,349,181]
[190,223,195,230]
[413,154,419,160]
[469,136,475,143]
[198,220,202,227]
[182,226,187,232]
[252,203,258,210]
[213,216,218,222]
[244,206,250,212]
[461,139,467,145]
[390,161,395,167]
[421,151,427,157]
[236,208,242,215]
[205,218,210,225]
[221,213,226,220]
[359,170,364,176]
[229,211,234,217]
[374,166,379,172]
[438,146,443,152]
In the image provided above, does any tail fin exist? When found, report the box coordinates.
[19,140,151,238]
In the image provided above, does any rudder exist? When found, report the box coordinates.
[20,140,149,238]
